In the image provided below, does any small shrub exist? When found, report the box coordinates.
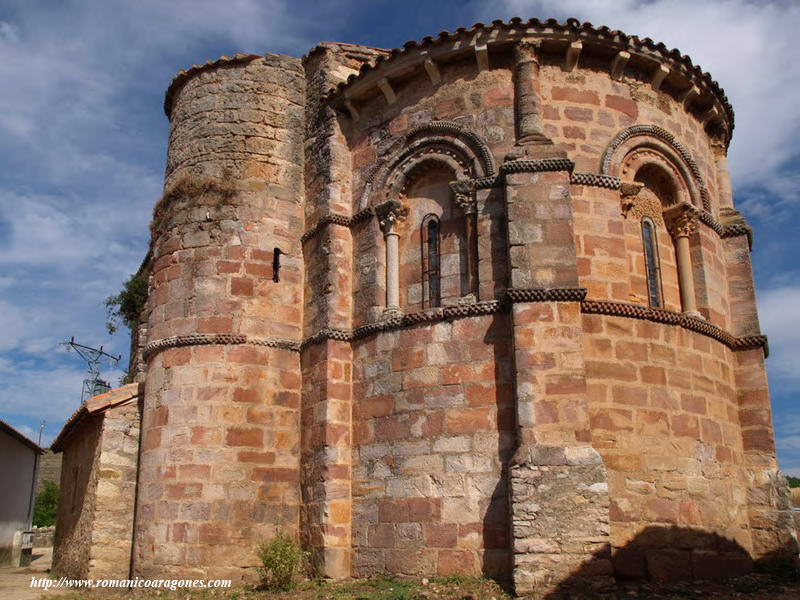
[256,532,306,591]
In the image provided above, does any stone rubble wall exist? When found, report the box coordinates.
[35,450,62,495]
[52,414,104,579]
[89,400,140,578]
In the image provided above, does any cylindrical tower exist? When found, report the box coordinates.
[133,53,305,581]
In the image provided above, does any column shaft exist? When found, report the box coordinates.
[386,231,400,309]
[466,212,479,298]
[513,42,548,145]
[665,202,701,317]
[675,234,698,314]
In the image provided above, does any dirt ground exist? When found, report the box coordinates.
[3,550,799,600]
[0,547,59,600]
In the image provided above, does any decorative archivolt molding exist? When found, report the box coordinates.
[144,333,301,361]
[601,124,711,212]
[360,121,495,212]
[406,120,496,176]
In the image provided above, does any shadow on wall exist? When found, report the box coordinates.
[543,525,798,599]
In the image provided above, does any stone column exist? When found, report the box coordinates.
[665,202,701,318]
[713,144,734,209]
[375,200,407,317]
[513,41,550,146]
[452,181,480,299]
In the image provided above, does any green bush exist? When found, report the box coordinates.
[105,270,148,335]
[33,481,59,527]
[256,532,306,591]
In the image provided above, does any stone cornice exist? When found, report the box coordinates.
[143,333,301,361]
[500,158,575,174]
[300,176,742,246]
[325,18,733,144]
[300,300,506,349]
[571,172,621,189]
[301,207,374,243]
[142,298,768,360]
[719,207,753,248]
[506,287,587,302]
[581,299,768,357]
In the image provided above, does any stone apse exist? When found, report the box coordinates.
[128,17,797,594]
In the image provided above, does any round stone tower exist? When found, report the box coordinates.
[133,53,305,581]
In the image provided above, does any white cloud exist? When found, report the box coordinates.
[759,285,800,389]
[0,0,341,434]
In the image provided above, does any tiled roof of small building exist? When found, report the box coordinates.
[51,383,142,453]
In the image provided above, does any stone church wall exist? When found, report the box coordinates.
[351,315,514,578]
[113,18,796,593]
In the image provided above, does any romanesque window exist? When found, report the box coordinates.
[421,214,441,308]
[641,217,663,308]
[398,167,468,312]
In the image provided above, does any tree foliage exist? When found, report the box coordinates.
[33,481,59,527]
[787,476,800,488]
[105,271,148,334]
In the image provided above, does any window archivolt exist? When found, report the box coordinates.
[602,125,709,212]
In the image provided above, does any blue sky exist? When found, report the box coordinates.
[1,0,798,473]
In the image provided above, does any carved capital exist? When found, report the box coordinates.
[454,194,477,214]
[619,182,644,217]
[514,40,540,64]
[375,199,407,234]
[664,202,700,238]
[450,179,478,214]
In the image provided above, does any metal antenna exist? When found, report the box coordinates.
[63,337,121,403]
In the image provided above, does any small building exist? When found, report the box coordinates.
[0,420,44,566]
[51,383,142,579]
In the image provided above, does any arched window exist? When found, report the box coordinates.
[421,214,441,308]
[642,217,663,308]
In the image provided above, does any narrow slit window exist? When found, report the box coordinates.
[272,248,282,282]
[642,218,663,308]
[421,215,441,308]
